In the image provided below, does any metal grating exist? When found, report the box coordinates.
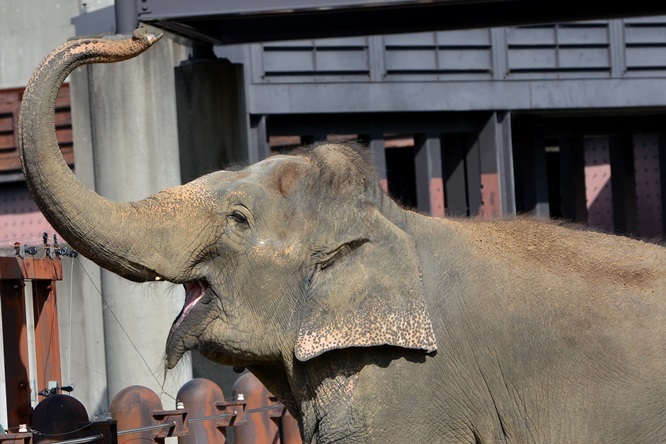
[625,17,666,75]
[506,23,611,79]
[383,30,493,81]
[244,16,666,86]
[260,37,371,82]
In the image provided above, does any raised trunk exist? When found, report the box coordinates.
[18,29,199,282]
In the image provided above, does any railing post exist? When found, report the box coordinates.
[30,394,116,444]
[111,386,163,443]
[177,378,235,443]
[111,386,187,443]
[232,373,280,444]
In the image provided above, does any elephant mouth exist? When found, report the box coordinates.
[171,280,209,332]
[165,279,218,369]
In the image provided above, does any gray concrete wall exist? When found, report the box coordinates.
[175,59,247,183]
[0,0,80,88]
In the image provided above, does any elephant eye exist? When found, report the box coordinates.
[228,210,249,226]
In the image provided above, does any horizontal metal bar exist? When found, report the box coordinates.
[137,0,470,20]
[0,257,63,280]
[244,405,284,415]
[139,0,666,45]
[187,412,236,424]
[117,421,176,436]
[186,403,283,424]
[54,435,104,444]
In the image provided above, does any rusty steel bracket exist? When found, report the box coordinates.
[267,395,288,420]
[0,256,63,280]
[151,409,188,439]
[213,399,247,428]
[77,420,118,444]
[0,432,32,444]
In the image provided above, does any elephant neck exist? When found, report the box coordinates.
[279,353,370,444]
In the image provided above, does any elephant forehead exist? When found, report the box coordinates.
[246,156,311,194]
[247,155,309,173]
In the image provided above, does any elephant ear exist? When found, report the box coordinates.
[294,209,437,361]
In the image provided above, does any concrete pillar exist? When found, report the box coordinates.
[175,59,246,183]
[69,34,191,409]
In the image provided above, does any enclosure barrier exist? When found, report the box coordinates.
[0,374,301,444]
[0,242,65,429]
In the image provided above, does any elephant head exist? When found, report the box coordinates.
[19,31,436,376]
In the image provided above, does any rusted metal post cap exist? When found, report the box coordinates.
[110,386,163,443]
[31,394,88,443]
[177,378,227,443]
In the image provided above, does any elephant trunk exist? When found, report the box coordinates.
[18,29,202,282]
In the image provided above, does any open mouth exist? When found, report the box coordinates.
[171,280,209,331]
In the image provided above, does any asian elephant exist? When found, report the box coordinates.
[19,30,666,443]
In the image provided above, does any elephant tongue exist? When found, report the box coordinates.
[182,281,205,316]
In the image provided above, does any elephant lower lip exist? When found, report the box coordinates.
[171,281,207,331]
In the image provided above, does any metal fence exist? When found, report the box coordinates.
[1,373,301,444]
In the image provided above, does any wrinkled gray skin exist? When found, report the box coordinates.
[19,32,666,443]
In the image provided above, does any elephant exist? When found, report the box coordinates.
[18,29,666,443]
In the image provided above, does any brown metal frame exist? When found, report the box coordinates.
[0,255,63,429]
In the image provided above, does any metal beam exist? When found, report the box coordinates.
[136,0,666,44]
[512,119,550,217]
[415,134,445,218]
[0,257,63,280]
[477,112,515,218]
[559,136,588,223]
[266,113,479,137]
[247,79,666,115]
[359,133,388,193]
[115,0,138,34]
[609,134,639,235]
[465,134,482,217]
[1,280,30,429]
[442,134,468,217]
[660,133,666,236]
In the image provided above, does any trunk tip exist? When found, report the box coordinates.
[132,27,163,46]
